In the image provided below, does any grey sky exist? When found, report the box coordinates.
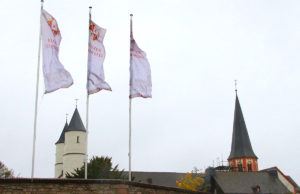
[0,0,299,184]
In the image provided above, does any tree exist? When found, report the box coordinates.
[176,167,210,192]
[0,161,14,178]
[66,156,128,179]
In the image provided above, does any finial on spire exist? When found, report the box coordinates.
[234,80,238,94]
[66,113,68,122]
[75,99,79,108]
[89,6,92,18]
[130,14,133,17]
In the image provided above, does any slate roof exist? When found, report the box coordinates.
[228,94,257,160]
[212,172,290,193]
[128,171,186,188]
[55,121,68,144]
[261,167,299,193]
[65,108,86,132]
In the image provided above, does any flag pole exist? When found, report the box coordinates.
[129,98,132,181]
[31,0,43,179]
[85,93,89,179]
[85,6,92,180]
[129,13,133,181]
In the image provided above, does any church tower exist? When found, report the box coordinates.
[228,90,258,172]
[55,121,68,178]
[55,107,86,178]
[63,107,86,177]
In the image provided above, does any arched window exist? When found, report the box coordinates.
[238,161,243,172]
[229,161,234,171]
[247,162,252,172]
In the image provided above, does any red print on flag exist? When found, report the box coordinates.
[41,9,73,93]
[89,23,100,41]
[46,16,60,37]
[87,20,111,94]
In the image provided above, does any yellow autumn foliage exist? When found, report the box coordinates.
[176,172,205,191]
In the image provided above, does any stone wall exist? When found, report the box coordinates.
[0,178,209,194]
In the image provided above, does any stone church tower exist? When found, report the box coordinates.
[54,121,68,178]
[55,108,86,178]
[228,91,258,172]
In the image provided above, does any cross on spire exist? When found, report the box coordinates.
[234,80,238,94]
[75,99,79,108]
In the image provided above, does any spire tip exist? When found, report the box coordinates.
[75,99,79,108]
[234,80,238,95]
[130,14,133,17]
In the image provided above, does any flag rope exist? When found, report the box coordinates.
[31,0,43,179]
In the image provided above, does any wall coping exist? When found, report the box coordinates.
[0,178,208,194]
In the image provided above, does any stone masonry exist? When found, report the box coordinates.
[0,178,209,194]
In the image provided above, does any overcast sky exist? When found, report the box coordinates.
[0,0,299,184]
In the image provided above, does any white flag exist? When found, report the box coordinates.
[41,10,73,94]
[129,24,152,98]
[87,20,111,94]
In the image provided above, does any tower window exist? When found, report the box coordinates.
[77,136,80,143]
[248,163,252,172]
[238,163,243,172]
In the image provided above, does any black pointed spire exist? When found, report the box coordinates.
[228,94,257,160]
[55,121,69,144]
[65,108,86,132]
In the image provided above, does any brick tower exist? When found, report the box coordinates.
[228,90,258,172]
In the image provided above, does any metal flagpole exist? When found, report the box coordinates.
[129,98,132,181]
[85,93,89,179]
[129,14,133,181]
[31,0,44,179]
[85,6,92,180]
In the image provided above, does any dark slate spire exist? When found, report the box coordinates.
[228,94,257,160]
[65,108,86,132]
[55,121,69,144]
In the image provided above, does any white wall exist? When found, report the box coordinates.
[63,131,86,177]
[54,143,64,178]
